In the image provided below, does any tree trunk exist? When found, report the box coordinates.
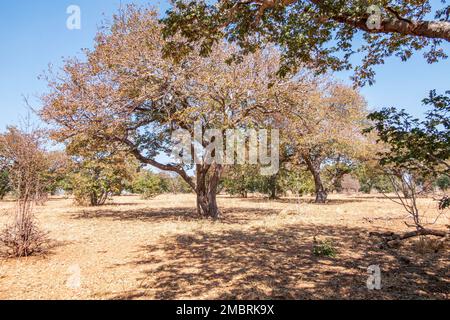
[90,192,97,206]
[98,191,108,206]
[366,182,374,194]
[304,156,327,204]
[270,184,277,200]
[196,164,223,219]
[90,190,108,206]
[268,174,278,200]
[330,171,346,193]
[314,176,328,204]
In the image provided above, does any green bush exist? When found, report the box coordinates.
[132,171,165,199]
[0,170,11,200]
[164,175,192,194]
[435,175,450,191]
[313,239,338,258]
[70,155,135,206]
[356,164,393,194]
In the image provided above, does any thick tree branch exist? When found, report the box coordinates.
[237,0,450,41]
[115,136,197,191]
[332,15,450,42]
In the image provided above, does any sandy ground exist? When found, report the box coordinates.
[0,194,448,300]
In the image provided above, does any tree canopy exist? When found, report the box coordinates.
[367,90,450,177]
[40,6,303,218]
[163,0,450,85]
[273,80,372,202]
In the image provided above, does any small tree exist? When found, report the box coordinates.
[0,127,48,200]
[61,132,139,206]
[355,161,393,194]
[367,90,449,243]
[276,82,370,203]
[0,127,48,257]
[164,175,193,194]
[281,167,315,197]
[44,151,71,196]
[222,165,263,198]
[322,158,355,193]
[71,152,137,206]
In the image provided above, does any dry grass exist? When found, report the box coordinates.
[0,194,448,300]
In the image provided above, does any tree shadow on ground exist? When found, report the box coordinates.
[71,207,280,224]
[108,223,448,300]
[242,197,366,205]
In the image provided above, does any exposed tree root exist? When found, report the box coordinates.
[370,228,449,249]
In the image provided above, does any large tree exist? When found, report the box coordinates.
[40,7,295,218]
[274,81,371,202]
[163,0,450,86]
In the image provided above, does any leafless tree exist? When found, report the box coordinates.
[0,127,49,257]
[377,170,448,247]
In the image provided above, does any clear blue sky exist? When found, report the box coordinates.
[1,0,449,131]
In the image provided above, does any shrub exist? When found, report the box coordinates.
[0,200,48,257]
[313,239,337,258]
[435,175,450,191]
[439,196,450,210]
[72,171,113,206]
[0,127,49,257]
[132,171,165,199]
[70,152,137,206]
[0,170,11,200]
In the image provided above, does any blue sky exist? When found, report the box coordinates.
[0,0,449,131]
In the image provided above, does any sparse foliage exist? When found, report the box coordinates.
[367,91,449,243]
[0,127,49,257]
[163,175,193,194]
[435,175,450,191]
[222,165,262,198]
[367,90,450,177]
